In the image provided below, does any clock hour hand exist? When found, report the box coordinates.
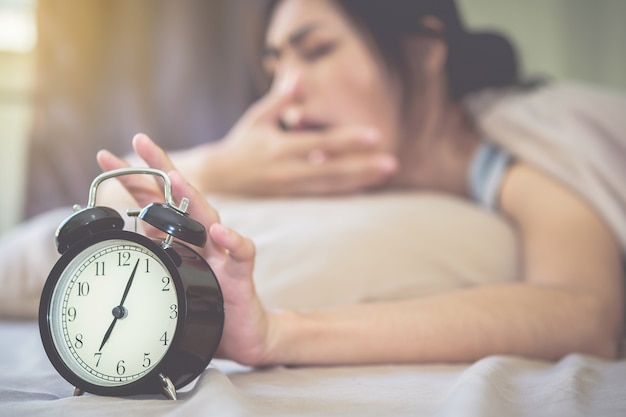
[99,258,140,351]
[99,316,117,352]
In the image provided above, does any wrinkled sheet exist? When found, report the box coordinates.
[1,321,625,417]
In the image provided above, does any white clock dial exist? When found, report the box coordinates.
[48,239,179,387]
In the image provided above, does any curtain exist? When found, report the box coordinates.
[25,0,267,217]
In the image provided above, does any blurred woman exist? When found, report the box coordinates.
[96,0,626,365]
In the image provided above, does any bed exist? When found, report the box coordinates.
[1,192,625,416]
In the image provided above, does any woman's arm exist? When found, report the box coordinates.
[266,283,619,365]
[107,138,623,366]
[258,163,624,365]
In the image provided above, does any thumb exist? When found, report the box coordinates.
[210,223,256,264]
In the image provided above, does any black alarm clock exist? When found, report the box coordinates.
[39,168,224,400]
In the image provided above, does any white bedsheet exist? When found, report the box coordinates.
[1,320,625,417]
[2,187,625,416]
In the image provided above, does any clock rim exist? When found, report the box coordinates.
[39,230,187,397]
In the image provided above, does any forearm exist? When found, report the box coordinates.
[266,283,621,366]
[169,141,226,195]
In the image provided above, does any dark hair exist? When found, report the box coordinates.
[263,0,520,100]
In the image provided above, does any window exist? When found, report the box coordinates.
[0,0,37,231]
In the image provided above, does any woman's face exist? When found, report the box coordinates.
[264,0,403,152]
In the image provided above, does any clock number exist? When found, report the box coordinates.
[143,353,152,368]
[95,261,105,276]
[74,334,84,349]
[145,258,150,273]
[160,331,169,346]
[116,360,126,375]
[118,252,131,266]
[170,304,178,319]
[162,276,171,291]
[67,307,77,322]
[94,352,102,367]
[77,282,90,296]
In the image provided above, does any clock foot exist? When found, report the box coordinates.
[159,373,177,401]
[73,387,85,397]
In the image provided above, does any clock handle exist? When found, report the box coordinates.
[86,167,180,211]
[56,168,206,253]
[90,167,206,247]
[87,168,206,247]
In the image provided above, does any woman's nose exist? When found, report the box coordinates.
[272,69,307,129]
[272,68,304,100]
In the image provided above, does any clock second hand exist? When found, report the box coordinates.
[98,258,140,352]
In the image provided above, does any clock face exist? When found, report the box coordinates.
[47,238,180,388]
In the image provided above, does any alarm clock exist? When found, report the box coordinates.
[39,168,224,400]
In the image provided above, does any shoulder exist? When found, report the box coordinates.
[464,81,626,123]
[499,161,591,224]
[498,161,621,286]
[464,82,626,253]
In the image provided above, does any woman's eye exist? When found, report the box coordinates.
[301,42,337,61]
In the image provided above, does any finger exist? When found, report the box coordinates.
[209,223,256,264]
[241,73,298,125]
[284,154,398,195]
[96,149,131,172]
[168,170,221,229]
[96,149,164,207]
[278,126,382,159]
[168,170,236,264]
[317,126,382,155]
[132,133,177,173]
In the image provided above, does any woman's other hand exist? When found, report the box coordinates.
[173,81,398,196]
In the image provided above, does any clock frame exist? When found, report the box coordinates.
[38,168,225,400]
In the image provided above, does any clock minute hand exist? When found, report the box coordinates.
[98,258,141,351]
[119,258,140,307]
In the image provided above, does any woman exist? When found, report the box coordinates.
[95,0,624,365]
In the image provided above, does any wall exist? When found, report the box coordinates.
[461,0,626,91]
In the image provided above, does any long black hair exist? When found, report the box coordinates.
[262,0,520,100]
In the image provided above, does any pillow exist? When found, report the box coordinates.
[210,192,520,310]
[0,208,71,319]
[0,192,519,318]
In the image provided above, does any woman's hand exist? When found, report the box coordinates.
[170,84,398,196]
[97,134,277,366]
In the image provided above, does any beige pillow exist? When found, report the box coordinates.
[0,208,71,318]
[211,192,520,310]
[0,192,519,318]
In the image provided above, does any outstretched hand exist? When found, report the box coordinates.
[97,134,277,366]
